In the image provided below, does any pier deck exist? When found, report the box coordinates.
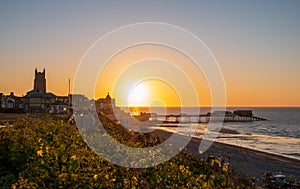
[150,111,267,123]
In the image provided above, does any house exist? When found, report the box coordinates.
[0,92,26,112]
[50,101,69,114]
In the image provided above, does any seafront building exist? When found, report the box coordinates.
[0,68,125,116]
[0,92,25,111]
[24,68,57,112]
[95,93,115,115]
[0,68,70,113]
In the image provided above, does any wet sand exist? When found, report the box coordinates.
[152,129,300,180]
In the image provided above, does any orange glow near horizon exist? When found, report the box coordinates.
[128,82,149,106]
[127,79,181,107]
[94,43,210,107]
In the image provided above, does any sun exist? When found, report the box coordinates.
[128,82,149,106]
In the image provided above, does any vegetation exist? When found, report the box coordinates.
[0,116,254,188]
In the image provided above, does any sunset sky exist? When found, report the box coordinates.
[1,1,300,107]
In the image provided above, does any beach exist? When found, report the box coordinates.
[152,129,300,181]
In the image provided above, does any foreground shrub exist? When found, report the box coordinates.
[0,117,254,188]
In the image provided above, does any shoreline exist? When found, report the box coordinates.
[156,124,300,161]
[152,129,300,180]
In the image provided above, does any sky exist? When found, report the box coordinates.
[0,0,300,107]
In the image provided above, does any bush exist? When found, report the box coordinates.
[0,117,254,188]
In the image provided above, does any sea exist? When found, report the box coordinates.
[121,107,300,161]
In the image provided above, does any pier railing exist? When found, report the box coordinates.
[148,111,267,123]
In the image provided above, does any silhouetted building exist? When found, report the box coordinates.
[34,68,46,93]
[5,92,17,109]
[1,68,74,114]
[24,68,56,113]
[70,94,93,111]
[0,92,25,112]
[95,93,115,114]
[234,110,253,117]
[50,101,69,114]
[94,93,130,122]
[49,95,72,114]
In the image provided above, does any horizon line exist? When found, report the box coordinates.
[118,105,300,108]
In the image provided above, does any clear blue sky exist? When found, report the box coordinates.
[0,0,299,106]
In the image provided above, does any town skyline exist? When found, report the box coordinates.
[1,1,300,107]
[1,66,298,108]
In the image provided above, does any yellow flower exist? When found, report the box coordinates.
[215,159,221,167]
[71,155,77,160]
[179,165,184,171]
[37,149,43,157]
[222,165,229,172]
[133,176,137,181]
[93,174,98,180]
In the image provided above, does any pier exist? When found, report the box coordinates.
[147,110,267,123]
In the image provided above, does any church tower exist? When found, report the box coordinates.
[34,68,46,93]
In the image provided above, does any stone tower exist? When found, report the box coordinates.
[34,68,46,93]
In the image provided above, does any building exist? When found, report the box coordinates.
[69,94,93,112]
[95,93,116,114]
[94,93,130,122]
[50,101,69,114]
[49,95,71,114]
[3,92,16,109]
[0,92,25,112]
[233,110,253,117]
[24,68,56,113]
[1,68,75,114]
[34,68,46,93]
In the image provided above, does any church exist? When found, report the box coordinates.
[24,68,57,113]
[2,68,118,114]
